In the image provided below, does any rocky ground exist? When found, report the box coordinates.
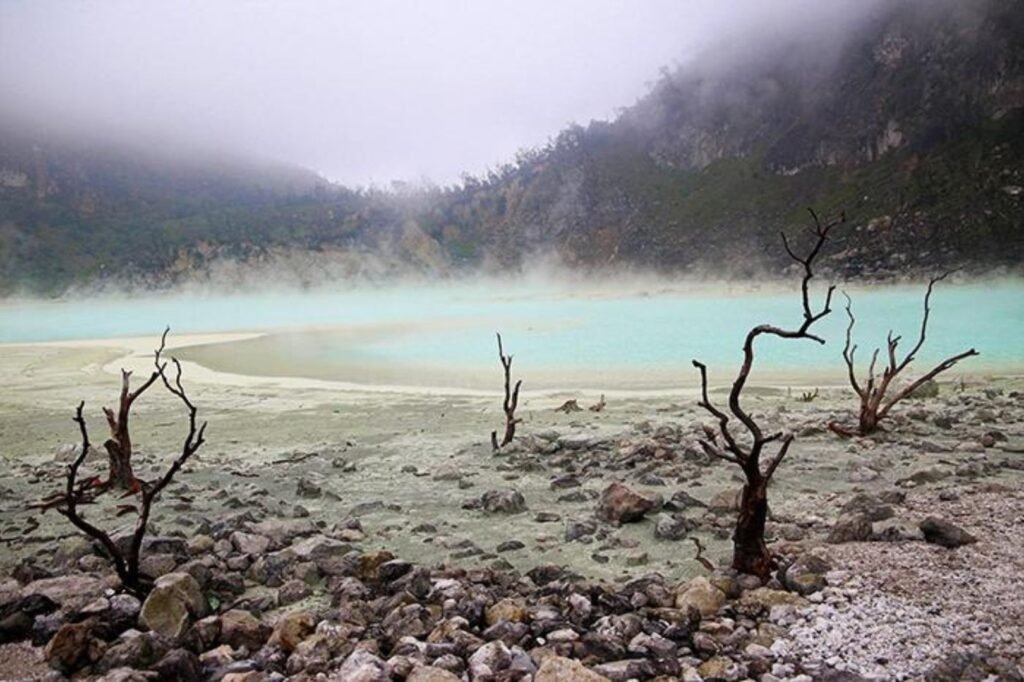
[1,338,1023,680]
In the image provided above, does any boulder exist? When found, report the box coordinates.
[654,513,693,540]
[220,609,271,650]
[268,610,316,653]
[839,493,894,522]
[781,553,830,595]
[919,516,978,548]
[468,640,512,678]
[674,577,725,617]
[596,482,655,525]
[45,621,102,673]
[139,573,208,639]
[826,516,872,543]
[334,649,387,681]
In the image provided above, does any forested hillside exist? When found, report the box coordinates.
[1,0,1021,294]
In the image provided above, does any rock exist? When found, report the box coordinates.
[230,532,272,555]
[296,477,322,498]
[698,656,738,680]
[737,588,807,616]
[654,513,693,540]
[839,493,894,522]
[150,648,201,681]
[593,659,655,680]
[220,609,271,650]
[480,489,527,514]
[919,516,978,548]
[485,598,528,626]
[565,519,598,542]
[496,540,525,553]
[674,576,726,617]
[407,666,462,682]
[535,655,611,681]
[268,610,315,653]
[335,649,387,681]
[826,516,872,543]
[468,640,511,678]
[909,379,940,399]
[45,621,102,673]
[707,488,741,514]
[277,578,312,605]
[22,574,107,612]
[139,573,208,639]
[871,517,924,542]
[781,554,830,595]
[596,482,655,525]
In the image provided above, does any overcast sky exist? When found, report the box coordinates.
[0,1,874,186]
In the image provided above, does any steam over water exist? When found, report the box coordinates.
[1,280,1020,390]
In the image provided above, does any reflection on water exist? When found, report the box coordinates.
[2,279,1021,389]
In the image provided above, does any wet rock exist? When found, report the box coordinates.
[596,482,655,525]
[535,655,610,681]
[140,572,208,639]
[479,489,528,514]
[674,577,725,617]
[919,516,978,548]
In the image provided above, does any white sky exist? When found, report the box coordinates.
[0,0,874,185]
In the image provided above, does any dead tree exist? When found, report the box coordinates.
[490,333,522,450]
[102,362,163,491]
[49,330,206,596]
[841,273,978,435]
[693,209,843,579]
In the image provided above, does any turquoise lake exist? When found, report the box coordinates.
[1,279,1020,390]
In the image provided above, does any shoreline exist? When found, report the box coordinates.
[2,331,1021,398]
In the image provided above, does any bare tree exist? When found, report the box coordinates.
[490,333,522,450]
[840,273,978,435]
[43,330,206,595]
[693,209,843,579]
[101,364,162,491]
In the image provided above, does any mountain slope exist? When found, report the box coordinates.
[1,0,1021,294]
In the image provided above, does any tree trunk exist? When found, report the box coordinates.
[731,474,773,579]
[858,396,880,435]
[104,440,136,490]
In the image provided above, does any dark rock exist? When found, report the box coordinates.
[479,489,528,514]
[781,554,831,595]
[839,493,894,522]
[919,516,978,548]
[496,540,525,553]
[827,516,873,543]
[653,513,694,540]
[150,648,200,682]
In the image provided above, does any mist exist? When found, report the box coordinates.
[1,0,892,186]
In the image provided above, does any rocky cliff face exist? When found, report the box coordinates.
[1,0,1021,294]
